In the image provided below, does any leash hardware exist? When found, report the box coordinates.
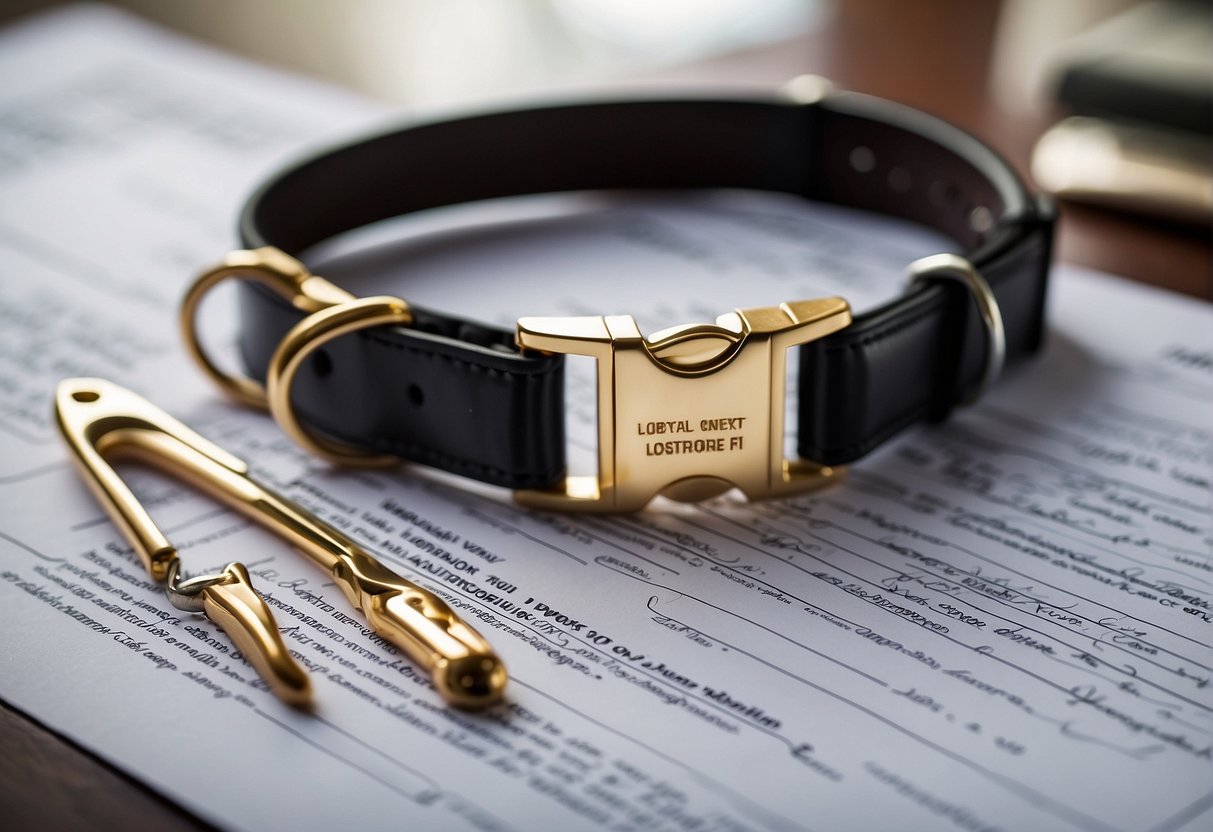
[906,253,1006,406]
[54,377,311,706]
[515,297,853,512]
[55,377,507,709]
[182,246,412,465]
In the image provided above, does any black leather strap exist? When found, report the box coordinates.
[234,91,1053,488]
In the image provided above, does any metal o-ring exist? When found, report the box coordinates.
[164,558,224,612]
[907,253,1006,406]
[180,249,312,409]
[266,296,413,467]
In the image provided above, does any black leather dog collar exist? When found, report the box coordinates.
[187,82,1054,511]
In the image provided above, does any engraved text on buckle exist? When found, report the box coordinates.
[515,297,852,512]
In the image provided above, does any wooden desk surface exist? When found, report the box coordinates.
[2,2,1208,830]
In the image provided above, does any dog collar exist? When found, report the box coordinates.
[184,80,1054,512]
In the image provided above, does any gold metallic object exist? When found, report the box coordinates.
[1032,116,1212,227]
[181,247,411,409]
[166,560,311,706]
[55,378,310,707]
[184,247,856,512]
[515,298,852,511]
[55,378,507,709]
[265,296,412,467]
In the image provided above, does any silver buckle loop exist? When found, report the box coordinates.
[907,253,1006,406]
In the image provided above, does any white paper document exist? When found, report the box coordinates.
[1,8,1210,832]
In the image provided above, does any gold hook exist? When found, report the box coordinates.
[180,247,366,409]
[55,378,311,706]
[181,247,413,466]
[54,378,507,710]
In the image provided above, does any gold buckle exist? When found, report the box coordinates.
[515,297,852,512]
[187,249,852,510]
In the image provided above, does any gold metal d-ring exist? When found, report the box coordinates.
[181,247,357,409]
[266,296,413,466]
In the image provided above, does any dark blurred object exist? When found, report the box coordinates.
[1032,0,1212,226]
[1052,0,1211,136]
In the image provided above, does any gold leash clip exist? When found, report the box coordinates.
[55,378,507,710]
[55,378,311,707]
[181,247,411,466]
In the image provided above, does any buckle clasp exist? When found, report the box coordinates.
[515,297,852,512]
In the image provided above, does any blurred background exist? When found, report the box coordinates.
[5,0,829,106]
[1,0,1208,296]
